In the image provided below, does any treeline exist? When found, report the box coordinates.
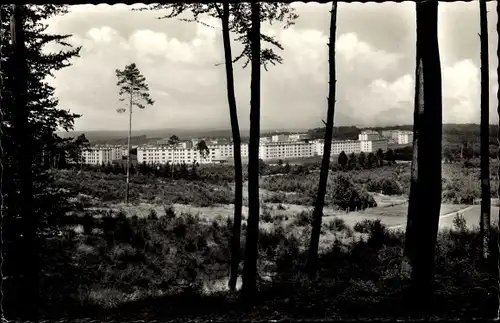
[308,124,500,145]
[70,159,320,183]
[333,148,398,171]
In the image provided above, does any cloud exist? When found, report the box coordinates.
[42,2,500,132]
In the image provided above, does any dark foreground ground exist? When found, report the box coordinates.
[3,208,499,321]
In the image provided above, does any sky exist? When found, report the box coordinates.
[44,2,500,132]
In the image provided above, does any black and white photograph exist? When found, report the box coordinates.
[2,0,500,321]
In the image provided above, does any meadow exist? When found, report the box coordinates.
[9,159,499,320]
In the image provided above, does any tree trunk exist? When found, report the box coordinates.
[222,1,244,292]
[306,0,337,279]
[126,93,132,205]
[479,0,491,262]
[10,4,37,320]
[404,0,443,311]
[242,2,261,298]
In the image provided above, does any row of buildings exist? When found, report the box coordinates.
[78,131,393,166]
[381,130,413,145]
[79,145,130,165]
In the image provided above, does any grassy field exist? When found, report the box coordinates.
[58,168,471,231]
[437,205,500,229]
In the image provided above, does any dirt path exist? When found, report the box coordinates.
[388,205,475,231]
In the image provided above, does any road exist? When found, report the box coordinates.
[388,205,500,231]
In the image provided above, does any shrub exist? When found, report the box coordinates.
[452,213,468,232]
[293,211,312,227]
[325,218,349,232]
[331,174,377,211]
[261,208,273,224]
[164,204,176,220]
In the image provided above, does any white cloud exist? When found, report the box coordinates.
[442,59,480,124]
[336,32,402,72]
[42,3,500,132]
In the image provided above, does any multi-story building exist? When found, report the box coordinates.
[314,139,361,157]
[132,131,389,165]
[360,139,388,153]
[313,133,388,158]
[271,134,289,142]
[358,130,381,141]
[79,145,128,165]
[137,142,250,165]
[138,145,210,164]
[395,130,413,145]
[381,130,393,139]
[259,141,315,160]
[288,133,310,141]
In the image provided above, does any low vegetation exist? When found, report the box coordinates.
[8,207,497,320]
[5,156,494,320]
[52,170,235,207]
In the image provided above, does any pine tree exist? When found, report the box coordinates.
[141,3,297,291]
[115,63,154,204]
[306,0,338,279]
[1,5,81,320]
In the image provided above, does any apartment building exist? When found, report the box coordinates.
[288,133,311,141]
[395,131,413,145]
[259,141,315,160]
[381,130,393,139]
[358,130,381,141]
[271,134,289,142]
[314,139,361,156]
[135,131,388,165]
[360,139,388,153]
[138,145,211,164]
[80,145,128,165]
[137,142,250,165]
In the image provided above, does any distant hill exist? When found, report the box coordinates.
[59,124,496,147]
[307,123,499,146]
[57,128,308,145]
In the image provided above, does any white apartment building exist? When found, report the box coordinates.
[138,145,213,165]
[137,143,250,165]
[288,133,311,141]
[360,139,388,153]
[313,133,388,158]
[358,130,381,141]
[135,131,388,165]
[395,131,413,145]
[381,130,393,139]
[259,141,315,160]
[332,140,362,155]
[271,134,289,142]
[80,145,128,165]
[314,139,361,157]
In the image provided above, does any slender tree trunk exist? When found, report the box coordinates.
[222,1,244,292]
[126,93,132,205]
[306,0,337,279]
[10,4,37,320]
[479,0,491,262]
[404,0,443,311]
[242,2,261,298]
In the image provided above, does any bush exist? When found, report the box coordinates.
[261,207,273,223]
[293,211,312,227]
[325,218,349,232]
[331,174,377,211]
